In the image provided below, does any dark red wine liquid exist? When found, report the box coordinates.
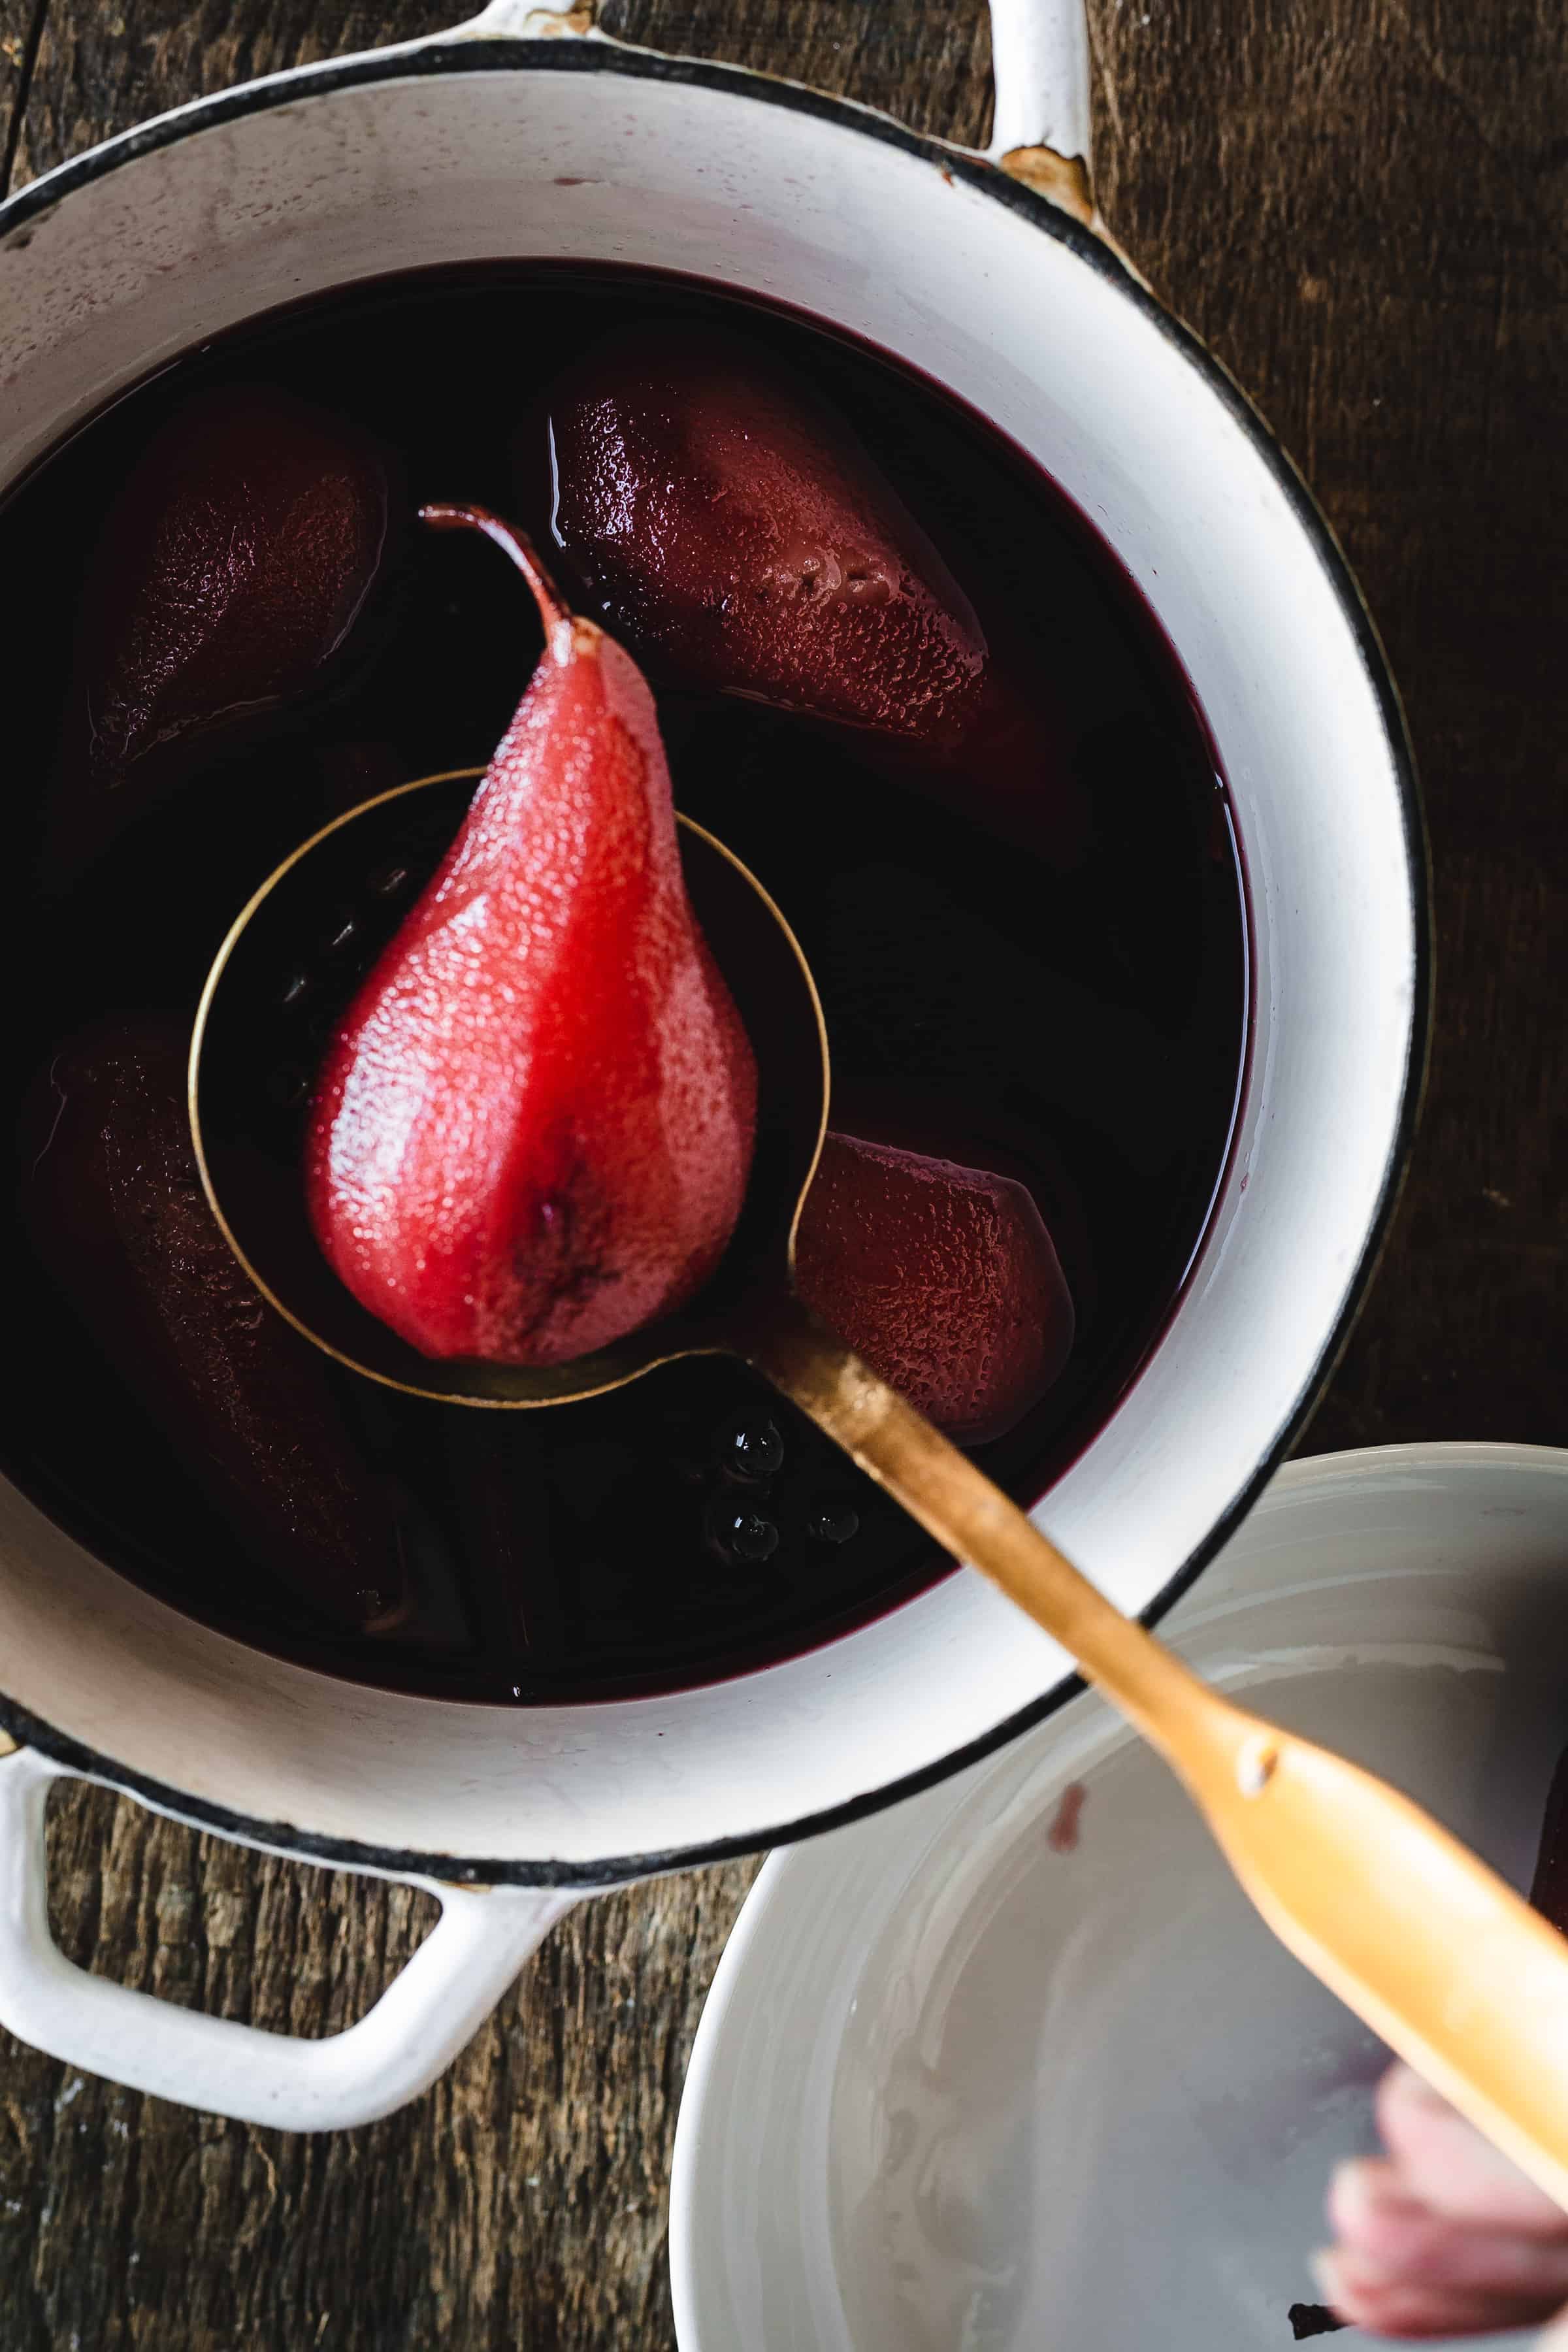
[1,265,1247,1702]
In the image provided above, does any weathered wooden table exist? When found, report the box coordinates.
[1,1,1563,2343]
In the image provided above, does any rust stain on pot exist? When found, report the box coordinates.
[480,3,598,34]
[996,146,1152,290]
[998,145,1095,227]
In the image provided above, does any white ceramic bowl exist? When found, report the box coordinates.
[672,1444,1568,2352]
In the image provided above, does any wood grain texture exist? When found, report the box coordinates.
[3,1788,757,2351]
[0,0,1563,2344]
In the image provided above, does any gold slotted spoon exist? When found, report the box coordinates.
[191,768,1568,2211]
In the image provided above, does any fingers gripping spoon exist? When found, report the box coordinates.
[191,661,1568,2227]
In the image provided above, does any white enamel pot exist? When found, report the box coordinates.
[0,0,1425,2129]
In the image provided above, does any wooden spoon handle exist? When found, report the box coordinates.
[745,1298,1247,1762]
[747,1298,1568,2212]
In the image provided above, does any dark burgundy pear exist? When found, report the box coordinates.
[20,1018,410,1631]
[534,325,1085,862]
[794,1132,1075,1444]
[55,384,393,874]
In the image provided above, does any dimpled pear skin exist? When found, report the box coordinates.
[538,327,1083,861]
[306,508,758,1369]
[795,1132,1075,1445]
[56,384,391,874]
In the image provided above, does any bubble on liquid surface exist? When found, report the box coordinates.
[808,1497,860,1546]
[715,1411,785,1484]
[704,1496,780,1566]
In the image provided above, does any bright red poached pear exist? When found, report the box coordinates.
[53,384,395,877]
[534,325,1085,864]
[20,1018,411,1632]
[795,1131,1075,1444]
[306,504,759,1367]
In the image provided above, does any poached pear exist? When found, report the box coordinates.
[307,505,759,1367]
[794,1132,1075,1444]
[534,325,1085,864]
[54,384,395,879]
[22,1019,412,1632]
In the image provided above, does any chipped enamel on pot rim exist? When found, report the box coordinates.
[0,25,1425,1889]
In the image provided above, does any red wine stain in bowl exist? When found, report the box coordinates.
[1047,1782,1088,1854]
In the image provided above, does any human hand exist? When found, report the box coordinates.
[1316,2064,1568,2340]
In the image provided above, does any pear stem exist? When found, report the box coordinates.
[419,502,572,636]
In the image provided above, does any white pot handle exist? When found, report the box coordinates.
[444,0,1093,169]
[985,0,1091,165]
[0,1745,577,2131]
